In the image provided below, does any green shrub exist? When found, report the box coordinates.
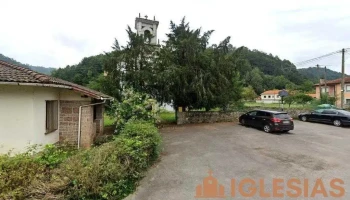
[110,89,159,133]
[0,149,45,199]
[27,121,161,200]
[0,144,76,199]
[120,120,161,164]
[36,144,76,169]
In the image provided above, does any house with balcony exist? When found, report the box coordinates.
[314,77,350,108]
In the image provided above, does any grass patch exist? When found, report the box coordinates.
[159,112,176,124]
[104,114,114,126]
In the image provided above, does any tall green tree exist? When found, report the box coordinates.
[245,68,264,95]
[242,86,257,100]
[104,18,244,111]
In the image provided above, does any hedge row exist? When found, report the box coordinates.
[0,120,161,200]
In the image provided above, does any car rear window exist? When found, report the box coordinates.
[338,110,350,116]
[273,113,291,119]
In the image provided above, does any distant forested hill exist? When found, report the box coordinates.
[51,54,105,86]
[0,53,55,75]
[298,67,347,83]
[237,47,305,84]
[51,47,316,95]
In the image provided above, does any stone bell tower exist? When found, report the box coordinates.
[135,13,159,45]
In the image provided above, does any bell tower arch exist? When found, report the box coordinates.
[135,13,159,45]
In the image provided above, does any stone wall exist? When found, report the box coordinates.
[80,105,95,148]
[177,111,240,125]
[176,108,311,125]
[59,100,95,148]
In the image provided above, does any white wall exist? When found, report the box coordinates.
[261,94,280,100]
[259,94,281,103]
[32,87,60,147]
[0,85,35,153]
[0,85,97,154]
[0,85,63,154]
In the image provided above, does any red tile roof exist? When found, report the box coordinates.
[0,60,113,100]
[261,89,281,95]
[314,77,350,86]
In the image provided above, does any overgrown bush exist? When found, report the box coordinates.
[28,121,161,200]
[0,150,44,199]
[1,120,161,200]
[0,144,75,199]
[36,144,76,169]
[110,89,159,133]
[119,120,161,163]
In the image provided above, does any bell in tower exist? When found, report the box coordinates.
[135,13,159,45]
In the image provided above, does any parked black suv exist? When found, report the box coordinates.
[239,110,294,133]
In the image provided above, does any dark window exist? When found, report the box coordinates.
[93,106,97,120]
[268,95,271,98]
[46,100,58,133]
[273,113,291,119]
[346,99,350,105]
[313,109,324,114]
[345,85,350,92]
[257,111,269,117]
[248,111,257,116]
[338,110,350,115]
[264,96,266,98]
[322,110,337,115]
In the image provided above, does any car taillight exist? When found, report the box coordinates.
[271,118,281,123]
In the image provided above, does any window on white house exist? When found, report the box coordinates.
[346,85,350,92]
[46,100,58,133]
[264,96,266,98]
[268,95,271,98]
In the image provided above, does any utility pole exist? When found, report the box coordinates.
[317,64,322,98]
[341,49,345,108]
[324,66,328,103]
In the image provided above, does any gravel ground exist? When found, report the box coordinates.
[125,121,350,200]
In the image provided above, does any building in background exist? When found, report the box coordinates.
[314,77,350,108]
[257,90,282,103]
[135,13,159,45]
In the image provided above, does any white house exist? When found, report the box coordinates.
[257,89,282,103]
[0,60,113,154]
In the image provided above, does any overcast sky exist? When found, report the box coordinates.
[1,0,350,73]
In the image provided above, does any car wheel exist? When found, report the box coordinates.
[282,130,289,133]
[333,119,342,127]
[301,116,307,122]
[241,119,246,126]
[263,124,272,133]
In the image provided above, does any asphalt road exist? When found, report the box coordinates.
[125,121,350,200]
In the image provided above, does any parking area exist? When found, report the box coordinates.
[126,121,350,200]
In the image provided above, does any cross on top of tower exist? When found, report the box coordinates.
[144,15,148,19]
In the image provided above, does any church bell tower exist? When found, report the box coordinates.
[135,13,159,45]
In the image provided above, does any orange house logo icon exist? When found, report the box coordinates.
[195,170,225,198]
